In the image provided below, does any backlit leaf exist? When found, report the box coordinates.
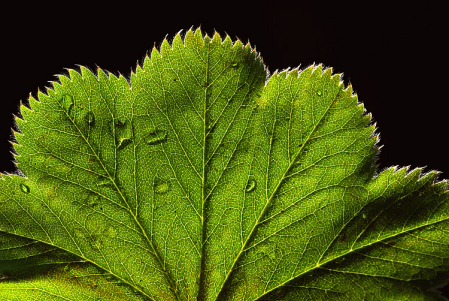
[1,28,448,300]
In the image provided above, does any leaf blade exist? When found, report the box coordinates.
[1,28,448,300]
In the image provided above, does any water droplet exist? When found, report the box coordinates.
[63,95,73,114]
[145,130,168,145]
[245,177,256,192]
[85,111,95,126]
[154,178,170,194]
[114,117,133,149]
[117,137,132,150]
[317,91,322,96]
[20,183,30,194]
[97,178,114,188]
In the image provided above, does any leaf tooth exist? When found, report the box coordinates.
[118,73,131,88]
[130,70,138,83]
[150,46,162,64]
[184,28,195,46]
[67,68,82,82]
[278,68,289,79]
[343,83,354,95]
[143,54,151,71]
[135,64,144,76]
[212,30,222,45]
[298,64,314,78]
[331,72,342,82]
[232,39,243,51]
[107,71,119,80]
[56,73,71,86]
[172,32,184,49]
[96,67,109,81]
[51,79,63,92]
[286,68,299,79]
[222,34,232,48]
[193,27,204,45]
[244,42,252,53]
[404,166,422,181]
[204,34,211,44]
[311,63,323,77]
[160,38,172,56]
[417,169,439,184]
[381,166,397,176]
[15,110,27,130]
[394,166,410,178]
[80,65,97,81]
[322,66,332,79]
[27,94,40,111]
[37,89,49,102]
[432,178,448,193]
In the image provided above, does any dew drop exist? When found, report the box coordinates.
[85,111,95,126]
[154,178,170,194]
[317,91,322,96]
[145,130,168,145]
[97,178,114,188]
[245,177,256,192]
[63,95,73,113]
[117,137,132,150]
[20,183,30,194]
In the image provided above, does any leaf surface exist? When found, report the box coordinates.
[0,28,448,300]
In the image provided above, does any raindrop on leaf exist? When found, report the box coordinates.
[117,137,132,150]
[20,183,30,194]
[146,130,168,145]
[245,177,256,192]
[62,94,74,114]
[154,178,170,194]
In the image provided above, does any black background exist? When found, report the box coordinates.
[1,1,448,297]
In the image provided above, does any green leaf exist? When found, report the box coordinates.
[1,28,448,300]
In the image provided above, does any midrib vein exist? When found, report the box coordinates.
[198,41,211,300]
